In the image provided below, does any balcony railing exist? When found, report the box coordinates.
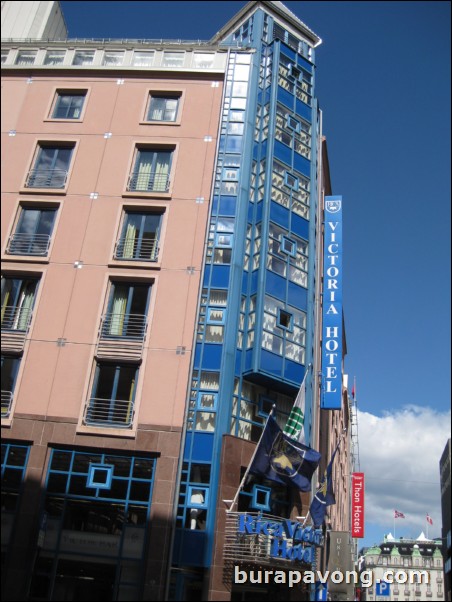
[100,313,147,340]
[114,236,158,261]
[25,168,68,189]
[84,397,135,428]
[7,233,51,256]
[1,306,32,332]
[96,313,147,361]
[127,171,170,193]
[1,391,13,418]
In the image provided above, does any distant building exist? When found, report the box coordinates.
[1,1,67,41]
[440,439,451,601]
[361,534,445,601]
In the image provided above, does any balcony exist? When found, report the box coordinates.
[114,236,158,262]
[83,397,135,428]
[96,313,147,361]
[25,168,68,189]
[1,306,32,353]
[1,391,13,418]
[7,232,51,256]
[127,171,170,193]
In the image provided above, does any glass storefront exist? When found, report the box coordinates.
[29,448,156,601]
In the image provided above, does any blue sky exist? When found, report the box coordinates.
[60,1,451,549]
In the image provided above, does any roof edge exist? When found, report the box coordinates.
[209,1,321,46]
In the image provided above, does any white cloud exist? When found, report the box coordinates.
[357,405,451,540]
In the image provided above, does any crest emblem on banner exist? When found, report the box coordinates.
[325,200,341,213]
[270,432,306,478]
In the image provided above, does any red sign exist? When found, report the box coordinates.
[351,473,365,538]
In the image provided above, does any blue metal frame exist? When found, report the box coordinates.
[251,484,271,511]
[87,463,114,489]
[171,5,321,588]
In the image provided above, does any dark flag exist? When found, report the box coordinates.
[249,414,321,492]
[309,445,339,527]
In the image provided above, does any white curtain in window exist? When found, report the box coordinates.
[136,156,152,191]
[154,155,169,192]
[15,287,35,331]
[200,372,219,390]
[238,399,254,440]
[123,375,136,424]
[150,100,163,121]
[205,325,223,343]
[1,280,11,323]
[110,289,128,336]
[123,222,137,259]
[195,412,215,431]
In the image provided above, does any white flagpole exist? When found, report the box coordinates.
[394,512,396,540]
[426,515,429,540]
[227,405,275,513]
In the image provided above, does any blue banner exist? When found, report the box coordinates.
[321,196,343,410]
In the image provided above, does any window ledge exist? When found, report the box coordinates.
[20,187,67,196]
[43,118,83,123]
[108,259,162,270]
[1,253,50,264]
[139,120,181,126]
[76,424,137,439]
[122,191,172,200]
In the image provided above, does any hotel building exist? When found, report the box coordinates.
[1,2,352,600]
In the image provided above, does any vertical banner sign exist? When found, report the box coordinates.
[321,196,343,409]
[351,472,365,538]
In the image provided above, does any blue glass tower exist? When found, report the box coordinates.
[170,2,323,597]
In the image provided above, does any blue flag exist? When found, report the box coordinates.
[309,445,339,527]
[249,415,321,492]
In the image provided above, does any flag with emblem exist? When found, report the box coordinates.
[394,510,405,519]
[309,443,340,528]
[284,368,309,444]
[426,514,433,525]
[249,414,321,492]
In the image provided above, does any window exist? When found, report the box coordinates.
[288,64,302,81]
[287,115,301,133]
[192,53,214,69]
[7,206,57,256]
[87,464,114,489]
[262,295,306,363]
[251,485,271,511]
[72,50,95,66]
[32,449,155,600]
[115,211,162,261]
[278,309,293,331]
[1,50,9,64]
[1,276,38,332]
[128,148,172,193]
[51,91,86,119]
[162,52,184,68]
[281,236,297,257]
[285,172,299,191]
[102,282,150,340]
[132,51,155,67]
[1,356,21,417]
[102,51,124,66]
[44,50,65,65]
[85,363,138,427]
[146,94,180,122]
[15,50,37,65]
[1,443,30,550]
[26,144,74,189]
[188,486,209,509]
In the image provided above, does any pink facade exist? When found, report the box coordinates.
[1,63,223,599]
